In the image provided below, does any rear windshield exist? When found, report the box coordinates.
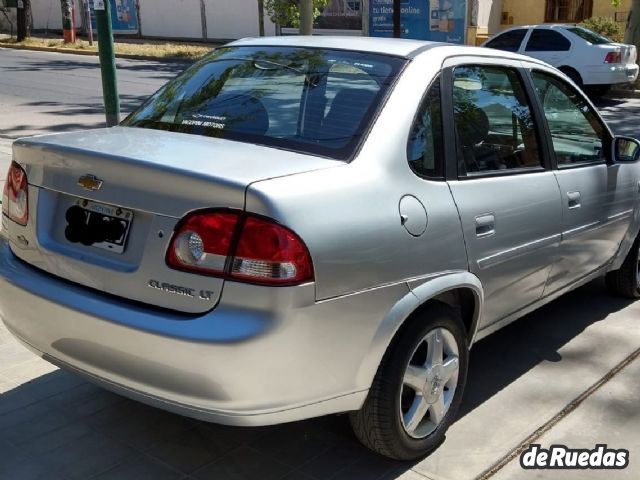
[567,27,612,45]
[123,46,407,160]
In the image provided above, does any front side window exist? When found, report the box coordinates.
[407,78,444,178]
[532,71,607,167]
[526,29,571,52]
[485,29,528,52]
[123,46,406,161]
[452,66,543,176]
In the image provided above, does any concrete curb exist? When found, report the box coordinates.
[0,42,199,62]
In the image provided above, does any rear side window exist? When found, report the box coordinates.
[452,66,543,176]
[567,27,611,45]
[407,77,444,178]
[526,29,571,52]
[123,46,406,161]
[485,29,528,52]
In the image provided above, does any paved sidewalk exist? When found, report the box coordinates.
[1,279,638,480]
[494,354,640,480]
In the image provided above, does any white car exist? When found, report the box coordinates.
[483,24,638,96]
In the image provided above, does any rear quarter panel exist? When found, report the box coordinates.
[245,50,469,300]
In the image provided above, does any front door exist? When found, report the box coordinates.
[444,60,563,327]
[529,69,640,293]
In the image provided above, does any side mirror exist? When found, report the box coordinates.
[613,136,640,163]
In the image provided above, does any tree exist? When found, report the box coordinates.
[60,0,76,43]
[16,0,32,42]
[264,0,329,31]
[299,0,312,34]
[624,0,640,61]
[258,0,265,36]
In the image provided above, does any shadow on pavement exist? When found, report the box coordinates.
[595,92,640,139]
[0,95,149,139]
[1,57,191,80]
[459,277,632,418]
[0,279,631,480]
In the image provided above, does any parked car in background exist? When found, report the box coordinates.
[2,37,640,461]
[483,24,639,96]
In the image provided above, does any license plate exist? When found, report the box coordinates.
[66,199,134,254]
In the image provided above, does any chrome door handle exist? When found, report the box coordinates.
[475,214,495,238]
[567,191,581,209]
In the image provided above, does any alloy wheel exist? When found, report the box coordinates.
[400,327,460,439]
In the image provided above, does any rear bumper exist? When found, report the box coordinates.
[0,238,384,426]
[583,63,639,86]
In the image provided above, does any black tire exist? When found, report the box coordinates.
[606,235,640,299]
[586,85,611,99]
[349,303,469,460]
[559,67,583,89]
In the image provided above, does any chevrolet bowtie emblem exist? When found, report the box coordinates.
[77,174,103,192]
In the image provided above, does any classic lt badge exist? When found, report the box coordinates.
[77,174,103,192]
[148,279,214,301]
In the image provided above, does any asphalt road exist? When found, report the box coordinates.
[0,48,192,139]
[2,47,640,140]
[0,47,639,480]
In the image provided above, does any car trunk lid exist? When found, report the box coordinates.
[7,127,340,313]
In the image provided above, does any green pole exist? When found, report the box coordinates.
[95,0,120,127]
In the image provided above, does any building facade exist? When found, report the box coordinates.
[475,0,630,43]
[0,0,632,44]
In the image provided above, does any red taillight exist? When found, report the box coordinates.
[2,161,29,226]
[605,51,621,64]
[166,210,314,286]
[166,211,239,276]
[230,216,314,285]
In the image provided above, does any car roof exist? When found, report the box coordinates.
[228,35,542,62]
[501,24,576,30]
[228,35,437,57]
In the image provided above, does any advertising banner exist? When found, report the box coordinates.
[89,0,139,34]
[370,0,466,44]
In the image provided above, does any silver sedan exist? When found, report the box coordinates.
[2,36,640,460]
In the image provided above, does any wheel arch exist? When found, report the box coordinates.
[557,65,584,87]
[354,271,484,394]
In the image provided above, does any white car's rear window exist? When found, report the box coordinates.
[567,27,612,45]
[123,46,407,160]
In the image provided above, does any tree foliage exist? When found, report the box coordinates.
[264,0,330,28]
[580,16,624,41]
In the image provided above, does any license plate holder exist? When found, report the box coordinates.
[66,199,134,254]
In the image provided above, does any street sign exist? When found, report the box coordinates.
[90,0,138,34]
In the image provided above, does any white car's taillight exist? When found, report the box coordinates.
[166,210,314,286]
[604,51,622,64]
[2,161,29,226]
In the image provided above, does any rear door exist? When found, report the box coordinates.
[524,28,573,67]
[442,57,563,327]
[528,67,639,293]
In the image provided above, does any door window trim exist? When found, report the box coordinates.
[441,62,553,181]
[405,75,446,181]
